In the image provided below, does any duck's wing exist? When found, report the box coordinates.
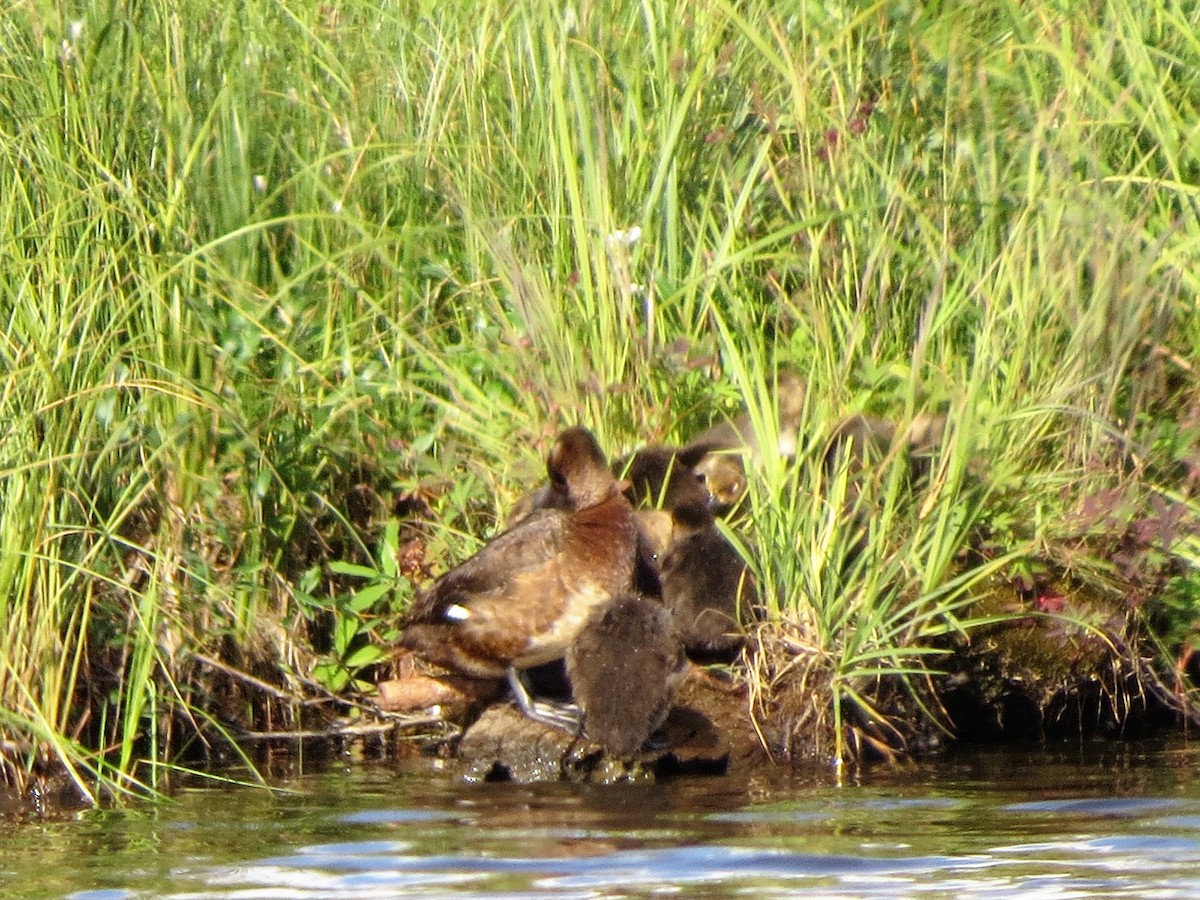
[402,508,566,625]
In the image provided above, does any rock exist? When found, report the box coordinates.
[453,680,737,784]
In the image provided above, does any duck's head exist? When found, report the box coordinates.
[547,426,618,509]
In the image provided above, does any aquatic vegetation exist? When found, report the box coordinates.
[1,0,1199,804]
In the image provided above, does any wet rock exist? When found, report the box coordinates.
[456,704,654,783]
[671,667,768,770]
[452,671,740,784]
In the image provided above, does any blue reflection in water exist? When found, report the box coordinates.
[161,795,1200,900]
[40,743,1200,900]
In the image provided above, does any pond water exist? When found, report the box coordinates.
[4,738,1200,899]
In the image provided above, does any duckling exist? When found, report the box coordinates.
[658,500,758,662]
[823,413,894,477]
[634,508,674,563]
[398,427,639,732]
[614,445,758,660]
[565,593,687,756]
[688,372,807,515]
[613,442,714,514]
[821,411,949,565]
[822,411,948,485]
[907,411,948,480]
[689,452,747,518]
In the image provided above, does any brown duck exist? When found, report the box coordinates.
[509,440,757,661]
[688,372,807,516]
[397,426,639,730]
[565,593,686,756]
[616,445,758,661]
[657,500,758,662]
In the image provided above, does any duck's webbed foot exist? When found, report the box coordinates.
[507,668,582,734]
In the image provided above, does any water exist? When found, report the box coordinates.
[4,739,1200,899]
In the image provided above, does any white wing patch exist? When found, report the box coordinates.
[444,603,471,621]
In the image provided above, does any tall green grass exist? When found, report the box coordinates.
[1,0,1197,799]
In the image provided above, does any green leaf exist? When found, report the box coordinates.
[299,565,322,594]
[344,645,385,669]
[349,583,390,612]
[333,616,359,656]
[313,662,349,693]
[329,561,379,579]
[381,519,401,579]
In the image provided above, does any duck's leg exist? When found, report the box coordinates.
[506,667,582,734]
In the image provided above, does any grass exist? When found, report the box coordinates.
[1,0,1198,801]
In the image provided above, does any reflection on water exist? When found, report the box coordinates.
[2,740,1200,899]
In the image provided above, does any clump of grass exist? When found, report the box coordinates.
[1,0,1198,803]
[706,0,1200,766]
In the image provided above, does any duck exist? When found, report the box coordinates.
[565,593,687,756]
[688,372,807,516]
[510,439,757,662]
[821,410,948,492]
[511,442,711,599]
[397,426,639,731]
[615,445,758,661]
[657,499,758,662]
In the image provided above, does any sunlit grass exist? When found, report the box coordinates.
[0,0,1198,800]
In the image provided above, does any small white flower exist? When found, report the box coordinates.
[330,199,343,214]
[252,174,267,193]
[68,20,84,41]
[605,225,642,248]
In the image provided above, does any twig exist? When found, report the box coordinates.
[235,718,446,742]
[191,652,296,702]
